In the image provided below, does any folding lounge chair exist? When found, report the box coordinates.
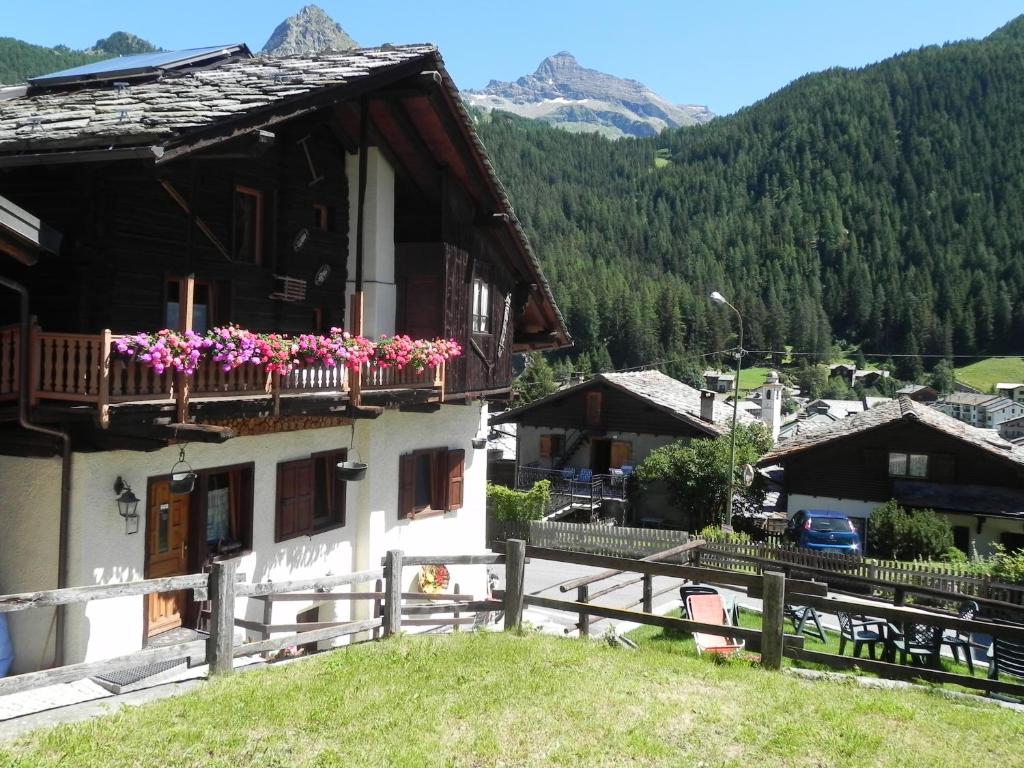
[685,593,744,656]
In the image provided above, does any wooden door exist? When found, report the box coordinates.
[610,441,633,470]
[145,480,191,637]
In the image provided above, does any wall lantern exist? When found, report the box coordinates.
[113,476,140,535]
[169,446,197,495]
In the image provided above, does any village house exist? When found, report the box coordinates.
[760,396,1024,554]
[896,383,939,402]
[0,44,567,674]
[999,415,1024,442]
[996,383,1024,404]
[702,370,735,394]
[934,392,1024,429]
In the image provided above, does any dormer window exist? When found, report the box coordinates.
[233,185,263,264]
[472,277,491,334]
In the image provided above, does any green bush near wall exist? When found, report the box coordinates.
[487,480,551,521]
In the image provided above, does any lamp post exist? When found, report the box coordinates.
[710,290,743,528]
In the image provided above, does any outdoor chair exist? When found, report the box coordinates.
[888,622,943,668]
[786,604,827,642]
[685,593,744,656]
[620,465,634,477]
[988,621,1024,683]
[679,585,720,619]
[576,468,593,483]
[560,467,576,480]
[942,600,980,674]
[836,611,886,660]
[609,467,624,486]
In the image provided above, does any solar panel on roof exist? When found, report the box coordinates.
[28,44,251,87]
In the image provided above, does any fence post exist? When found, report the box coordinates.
[383,549,404,637]
[642,574,653,614]
[207,559,237,676]
[372,578,383,640]
[504,538,526,631]
[577,585,590,637]
[453,583,461,633]
[760,570,785,671]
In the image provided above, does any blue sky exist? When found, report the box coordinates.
[3,1,1024,114]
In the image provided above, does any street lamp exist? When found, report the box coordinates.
[710,290,743,528]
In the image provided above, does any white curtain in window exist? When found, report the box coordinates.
[908,454,928,478]
[888,453,907,476]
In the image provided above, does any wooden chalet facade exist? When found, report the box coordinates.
[0,44,567,674]
[761,397,1024,555]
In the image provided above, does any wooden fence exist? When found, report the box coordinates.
[1,541,1023,704]
[700,540,1024,607]
[489,519,689,559]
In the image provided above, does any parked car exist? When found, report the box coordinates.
[784,509,861,553]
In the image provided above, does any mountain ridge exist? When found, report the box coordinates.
[465,51,712,139]
[261,5,358,56]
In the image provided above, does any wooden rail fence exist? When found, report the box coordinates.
[1,541,1022,704]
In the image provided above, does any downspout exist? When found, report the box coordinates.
[355,94,368,297]
[0,277,72,668]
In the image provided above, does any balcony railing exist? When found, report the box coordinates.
[0,324,445,425]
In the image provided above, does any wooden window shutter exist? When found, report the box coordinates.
[539,435,552,458]
[398,453,416,519]
[446,449,465,511]
[276,459,314,542]
[611,441,633,469]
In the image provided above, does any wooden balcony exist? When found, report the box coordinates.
[0,324,445,426]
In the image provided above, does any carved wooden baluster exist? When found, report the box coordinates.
[40,336,55,394]
[65,339,79,394]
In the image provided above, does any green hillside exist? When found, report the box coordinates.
[477,16,1024,376]
[955,357,1024,393]
[0,32,158,85]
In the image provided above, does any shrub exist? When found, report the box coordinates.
[867,500,953,560]
[991,545,1024,584]
[698,525,751,544]
[487,481,550,522]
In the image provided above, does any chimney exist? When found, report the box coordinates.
[700,389,716,423]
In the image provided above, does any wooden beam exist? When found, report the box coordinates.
[159,180,231,261]
[0,573,213,614]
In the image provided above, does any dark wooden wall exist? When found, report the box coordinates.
[783,420,1024,501]
[505,382,712,438]
[0,114,349,336]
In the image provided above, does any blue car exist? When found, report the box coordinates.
[784,509,861,554]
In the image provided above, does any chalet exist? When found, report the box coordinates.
[703,371,735,393]
[896,384,938,403]
[760,397,1024,554]
[490,370,754,479]
[999,415,1024,441]
[934,393,1024,429]
[0,44,567,674]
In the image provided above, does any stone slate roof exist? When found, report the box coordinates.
[0,45,436,151]
[492,369,756,436]
[762,395,1024,467]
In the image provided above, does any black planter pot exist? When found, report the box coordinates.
[471,438,487,449]
[169,472,197,495]
[336,461,368,482]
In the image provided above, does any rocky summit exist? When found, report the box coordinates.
[464,52,712,139]
[261,5,358,56]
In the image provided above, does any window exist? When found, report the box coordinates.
[539,434,564,459]
[165,279,213,333]
[888,452,928,478]
[313,203,332,231]
[398,447,465,519]
[952,525,971,553]
[233,185,263,264]
[586,391,603,429]
[275,450,348,542]
[198,464,254,557]
[472,278,490,334]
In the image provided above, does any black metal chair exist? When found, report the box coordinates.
[786,604,827,642]
[988,619,1024,684]
[889,622,943,668]
[942,600,980,674]
[837,611,886,660]
[679,585,720,620]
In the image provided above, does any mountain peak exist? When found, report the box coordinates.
[261,5,358,56]
[465,52,713,139]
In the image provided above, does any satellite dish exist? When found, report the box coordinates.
[741,463,755,487]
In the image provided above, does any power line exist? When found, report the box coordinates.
[746,349,1024,360]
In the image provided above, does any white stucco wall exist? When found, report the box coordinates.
[345,147,396,338]
[0,456,61,674]
[2,400,489,671]
[785,495,879,523]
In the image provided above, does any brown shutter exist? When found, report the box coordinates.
[539,435,552,458]
[446,449,465,511]
[611,441,633,469]
[398,453,416,519]
[276,459,314,542]
[586,391,603,429]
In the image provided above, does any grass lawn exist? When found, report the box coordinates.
[2,632,1021,768]
[737,366,771,393]
[955,357,1024,393]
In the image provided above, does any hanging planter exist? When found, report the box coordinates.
[169,447,197,495]
[336,460,367,482]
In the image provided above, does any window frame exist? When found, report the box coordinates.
[193,462,255,560]
[398,447,465,520]
[471,276,491,335]
[232,184,264,265]
[275,449,349,543]
[164,277,215,333]
[888,451,929,479]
